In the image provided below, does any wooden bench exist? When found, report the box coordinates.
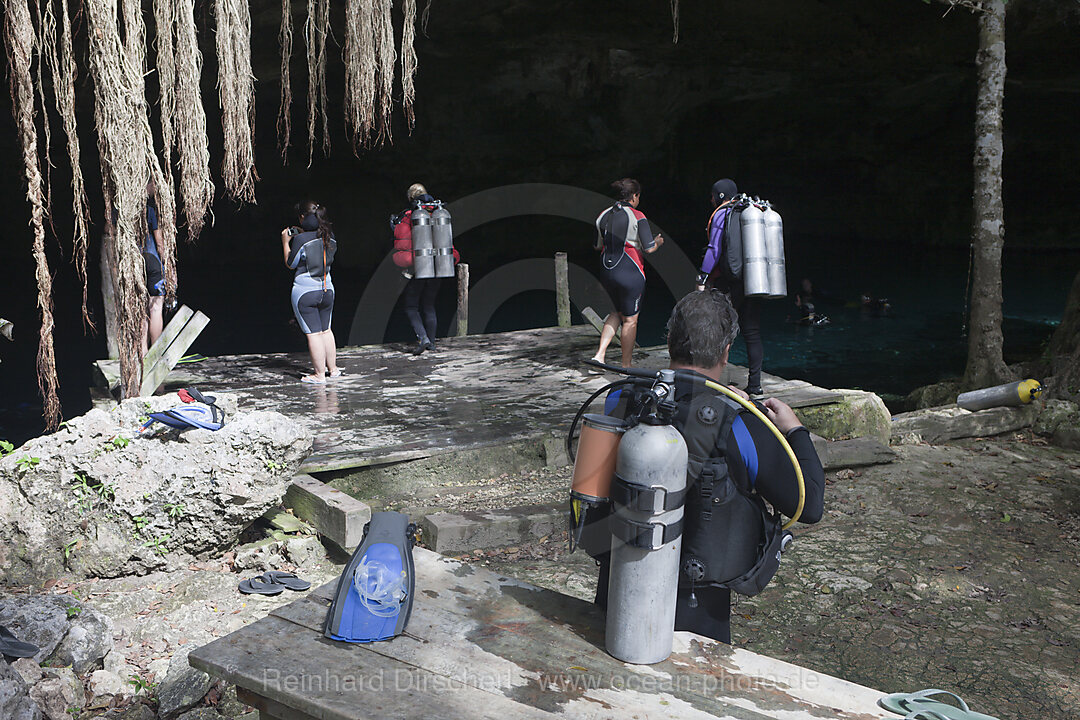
[189,548,889,719]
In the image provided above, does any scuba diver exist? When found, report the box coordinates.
[572,289,825,645]
[591,178,664,368]
[792,278,830,326]
[392,183,459,355]
[282,200,340,384]
[696,179,765,396]
[860,293,892,317]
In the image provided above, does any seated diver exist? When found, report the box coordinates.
[584,289,826,644]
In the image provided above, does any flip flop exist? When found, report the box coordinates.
[0,625,39,660]
[238,575,285,596]
[264,571,311,591]
[328,369,344,378]
[300,375,326,385]
[878,689,1000,720]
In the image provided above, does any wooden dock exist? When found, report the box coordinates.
[189,547,889,720]
[160,326,841,474]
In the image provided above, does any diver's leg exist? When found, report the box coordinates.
[619,313,638,368]
[148,296,164,348]
[421,279,440,344]
[740,298,763,393]
[592,313,620,362]
[306,332,327,379]
[403,279,429,343]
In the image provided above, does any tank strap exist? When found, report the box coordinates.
[610,514,683,551]
[610,475,687,513]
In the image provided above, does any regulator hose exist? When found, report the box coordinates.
[582,359,805,529]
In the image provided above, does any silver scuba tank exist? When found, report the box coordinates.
[605,417,688,665]
[739,203,769,297]
[763,203,787,299]
[411,206,435,280]
[957,379,1042,412]
[432,205,455,279]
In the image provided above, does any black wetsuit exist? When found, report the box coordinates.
[288,231,337,334]
[595,203,655,317]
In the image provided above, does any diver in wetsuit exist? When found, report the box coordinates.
[392,183,459,355]
[282,200,340,384]
[591,178,664,368]
[697,179,765,396]
[141,180,166,357]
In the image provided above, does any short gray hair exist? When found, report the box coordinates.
[666,289,739,368]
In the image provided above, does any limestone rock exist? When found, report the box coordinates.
[87,669,124,698]
[117,704,157,720]
[0,659,42,720]
[904,379,961,411]
[0,595,114,673]
[232,538,286,572]
[0,393,312,584]
[28,667,83,720]
[177,709,228,720]
[890,403,1040,445]
[284,535,327,567]
[10,658,43,687]
[797,389,891,443]
[157,648,212,720]
[1033,399,1079,437]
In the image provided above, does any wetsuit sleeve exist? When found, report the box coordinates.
[147,205,159,232]
[729,413,825,524]
[633,209,655,251]
[286,237,304,269]
[594,210,606,251]
[700,208,726,275]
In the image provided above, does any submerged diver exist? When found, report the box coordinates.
[392,183,459,355]
[697,179,765,396]
[591,290,825,644]
[591,178,664,368]
[793,278,830,326]
[282,201,340,384]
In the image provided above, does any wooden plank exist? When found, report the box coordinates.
[554,253,570,328]
[141,310,209,396]
[456,262,469,337]
[284,474,371,550]
[235,687,312,720]
[188,614,554,720]
[142,304,194,376]
[263,550,888,720]
[580,306,618,340]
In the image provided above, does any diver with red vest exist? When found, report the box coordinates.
[591,178,664,368]
[392,183,459,355]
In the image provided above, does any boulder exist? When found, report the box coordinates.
[904,379,961,411]
[0,393,312,584]
[0,659,42,720]
[157,648,212,720]
[0,594,113,673]
[796,389,892,443]
[87,669,124,698]
[177,709,228,720]
[28,666,82,720]
[117,704,157,720]
[890,403,1040,445]
[1033,399,1080,437]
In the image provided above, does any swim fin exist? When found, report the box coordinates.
[324,511,416,643]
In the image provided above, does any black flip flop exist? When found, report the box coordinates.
[264,571,311,591]
[0,625,39,660]
[238,574,285,596]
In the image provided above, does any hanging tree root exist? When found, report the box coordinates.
[215,0,258,202]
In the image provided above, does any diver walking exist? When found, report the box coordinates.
[392,183,459,355]
[282,201,340,384]
[591,178,664,368]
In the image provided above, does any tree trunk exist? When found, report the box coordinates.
[100,208,120,360]
[961,0,1012,391]
[1047,269,1080,402]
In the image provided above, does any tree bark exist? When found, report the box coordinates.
[1047,269,1080,401]
[961,0,1012,391]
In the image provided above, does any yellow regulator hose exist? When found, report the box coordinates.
[701,379,805,529]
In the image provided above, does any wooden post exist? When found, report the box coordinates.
[555,252,570,328]
[456,263,469,337]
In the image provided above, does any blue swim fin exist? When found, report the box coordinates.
[324,511,416,643]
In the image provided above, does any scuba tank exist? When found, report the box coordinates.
[605,371,688,665]
[411,206,436,279]
[957,379,1042,412]
[431,204,455,279]
[762,202,787,299]
[739,202,770,297]
[568,414,626,552]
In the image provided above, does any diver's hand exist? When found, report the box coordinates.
[728,384,749,401]
[762,397,802,434]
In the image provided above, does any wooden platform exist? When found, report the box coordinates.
[188,548,888,720]
[160,326,841,474]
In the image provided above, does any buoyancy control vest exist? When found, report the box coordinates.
[673,390,791,598]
